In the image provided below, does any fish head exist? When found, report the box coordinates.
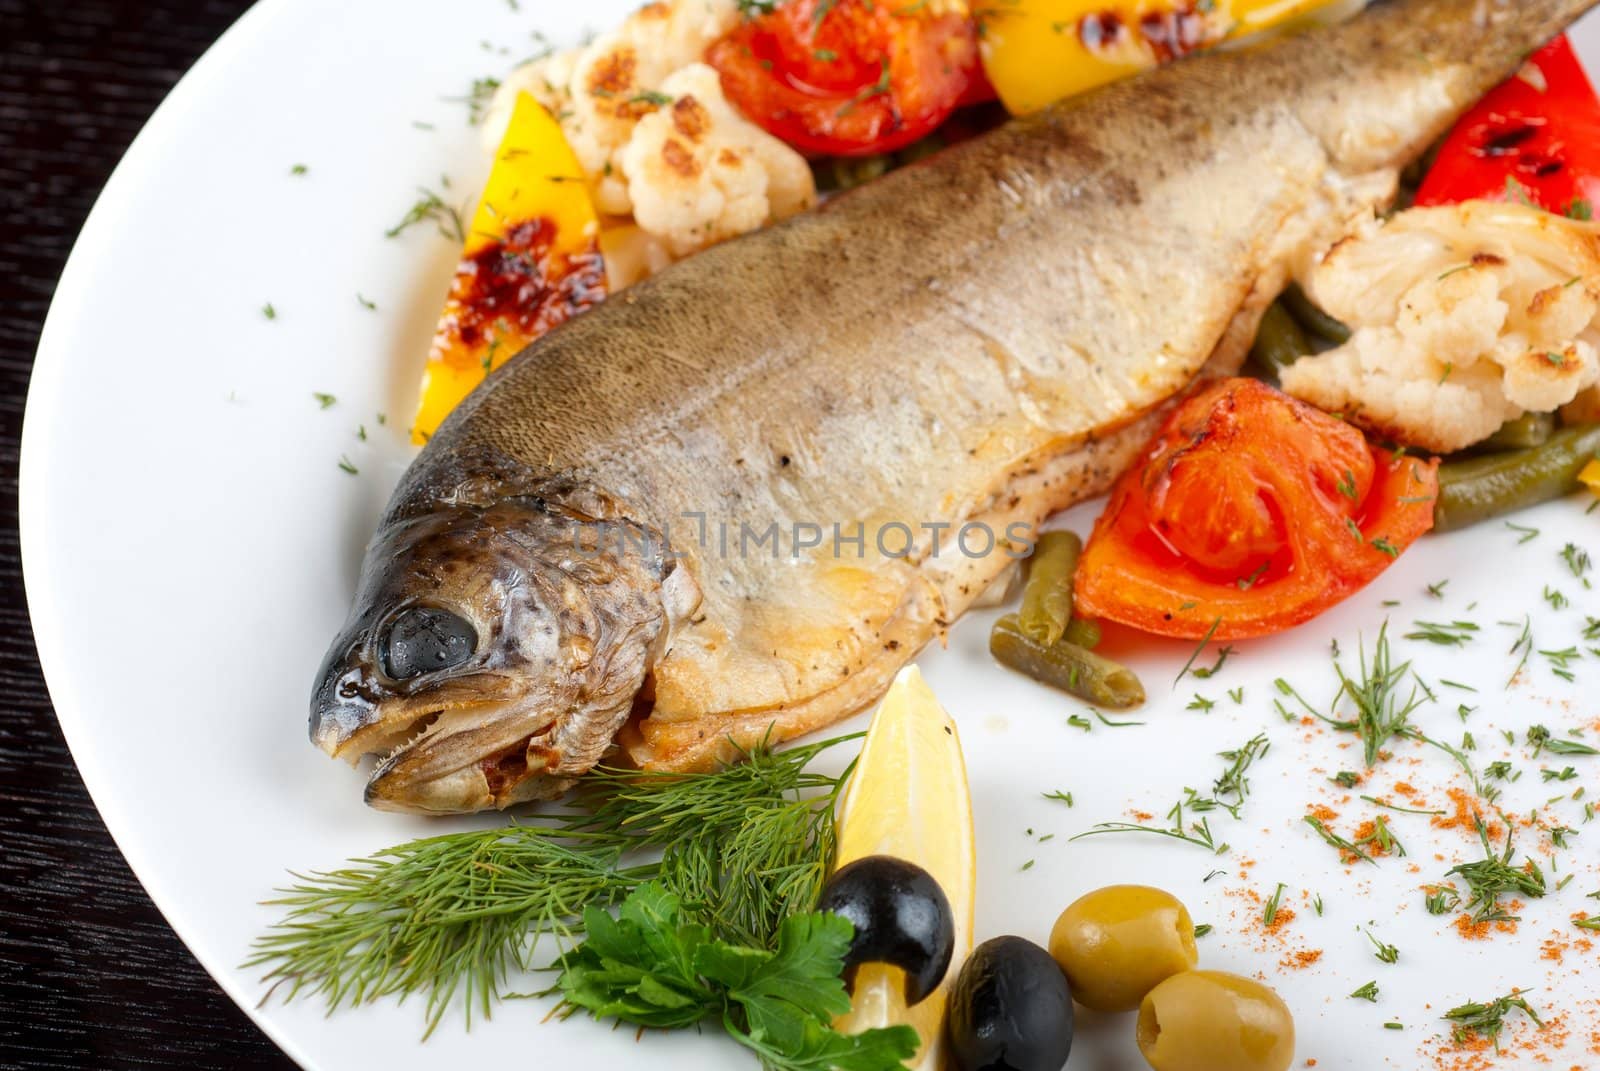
[310,490,677,813]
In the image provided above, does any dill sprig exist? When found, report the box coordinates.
[1072,735,1268,854]
[386,186,467,242]
[1443,990,1542,1051]
[1363,927,1399,963]
[1262,882,1287,926]
[1315,624,1427,768]
[1443,816,1546,924]
[1527,725,1599,758]
[1425,885,1461,915]
[1303,815,1374,865]
[248,735,857,1035]
[1404,620,1479,646]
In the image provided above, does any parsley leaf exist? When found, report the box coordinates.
[557,884,917,1071]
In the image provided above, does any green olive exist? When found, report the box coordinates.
[1047,885,1197,1012]
[1137,970,1295,1071]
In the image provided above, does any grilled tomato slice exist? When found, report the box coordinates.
[706,0,986,157]
[1074,378,1439,640]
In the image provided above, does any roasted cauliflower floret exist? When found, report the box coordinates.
[484,0,740,217]
[481,49,579,150]
[619,63,816,257]
[1281,201,1600,453]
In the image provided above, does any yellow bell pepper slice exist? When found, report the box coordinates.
[411,93,606,444]
[1580,457,1600,498]
[978,0,1355,117]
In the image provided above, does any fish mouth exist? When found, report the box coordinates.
[311,674,566,813]
[361,696,565,814]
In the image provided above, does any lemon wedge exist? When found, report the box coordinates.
[833,665,975,1071]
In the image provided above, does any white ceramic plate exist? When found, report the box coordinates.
[22,2,1600,1068]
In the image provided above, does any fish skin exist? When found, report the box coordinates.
[311,0,1597,813]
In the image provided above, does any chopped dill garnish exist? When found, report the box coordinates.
[1262,882,1287,926]
[1072,813,1226,854]
[1193,923,1213,938]
[1092,710,1144,728]
[289,163,308,176]
[1067,714,1092,731]
[1210,735,1270,814]
[1485,760,1517,782]
[1575,915,1600,931]
[627,90,674,107]
[1043,789,1074,807]
[1541,766,1578,783]
[1072,736,1265,854]
[1363,927,1398,963]
[357,293,377,311]
[1443,990,1542,1052]
[1360,817,1405,853]
[1303,815,1374,865]
[1528,725,1599,757]
[1187,694,1215,714]
[1443,816,1546,924]
[1228,686,1245,704]
[1505,521,1540,544]
[1315,623,1426,768]
[1506,617,1534,688]
[1405,728,1492,801]
[312,392,337,409]
[1384,1022,1404,1030]
[1191,644,1235,679]
[1312,894,1324,916]
[1425,579,1449,598]
[1351,981,1380,1002]
[1540,646,1581,682]
[261,302,277,320]
[1360,794,1443,817]
[1332,771,1361,788]
[336,455,359,475]
[835,58,890,118]
[455,76,502,125]
[1175,618,1224,684]
[1371,537,1399,558]
[1425,886,1461,915]
[1405,620,1479,646]
[386,186,466,242]
[1544,586,1569,611]
[1561,542,1592,580]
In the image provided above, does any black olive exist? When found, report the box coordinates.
[818,855,954,1007]
[946,936,1074,1071]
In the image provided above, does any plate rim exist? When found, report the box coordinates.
[18,1,319,1066]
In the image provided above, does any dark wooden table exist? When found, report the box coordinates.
[1,2,294,1067]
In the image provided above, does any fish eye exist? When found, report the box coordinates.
[380,606,478,681]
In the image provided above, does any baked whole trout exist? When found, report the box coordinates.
[312,0,1596,813]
